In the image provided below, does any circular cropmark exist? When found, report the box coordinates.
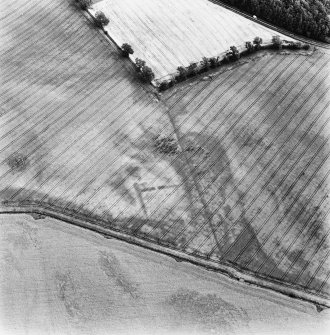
[7,154,29,173]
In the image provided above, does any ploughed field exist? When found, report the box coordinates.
[0,0,330,302]
[160,51,330,298]
[91,0,293,80]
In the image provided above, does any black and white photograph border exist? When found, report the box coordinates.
[1,0,330,334]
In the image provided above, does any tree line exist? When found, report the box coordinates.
[221,0,330,41]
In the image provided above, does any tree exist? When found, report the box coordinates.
[159,81,169,91]
[76,0,92,10]
[272,35,282,50]
[253,36,263,50]
[245,41,254,53]
[187,62,198,77]
[293,41,302,49]
[223,51,231,63]
[135,58,155,83]
[140,65,155,82]
[209,56,220,68]
[121,43,134,57]
[230,46,240,60]
[287,41,302,50]
[177,66,188,80]
[94,11,109,28]
[200,57,210,72]
[135,58,146,72]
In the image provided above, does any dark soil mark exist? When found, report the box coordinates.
[7,154,29,173]
[125,165,141,179]
[107,174,136,206]
[154,135,179,155]
[167,288,249,334]
[55,271,85,320]
[98,251,139,299]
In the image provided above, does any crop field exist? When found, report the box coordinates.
[0,0,184,223]
[1,214,329,335]
[0,0,330,305]
[160,50,330,298]
[91,0,294,80]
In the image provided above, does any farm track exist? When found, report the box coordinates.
[0,0,330,306]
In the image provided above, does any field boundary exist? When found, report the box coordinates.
[80,4,312,90]
[76,2,293,86]
[77,0,327,88]
[73,2,155,92]
[152,41,314,89]
[1,202,329,309]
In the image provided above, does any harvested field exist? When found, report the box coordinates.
[1,214,329,335]
[0,0,330,306]
[91,0,294,80]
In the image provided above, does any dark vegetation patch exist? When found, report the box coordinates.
[154,135,179,155]
[218,0,330,41]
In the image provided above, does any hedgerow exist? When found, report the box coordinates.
[157,37,311,91]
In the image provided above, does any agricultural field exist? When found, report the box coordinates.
[91,0,294,80]
[0,0,330,312]
[160,50,330,298]
[1,214,329,335]
[0,0,182,223]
